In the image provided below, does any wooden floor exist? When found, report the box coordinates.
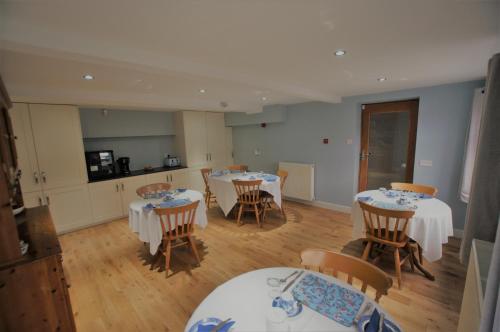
[59,201,466,332]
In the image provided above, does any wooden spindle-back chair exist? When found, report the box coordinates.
[300,249,393,302]
[153,200,201,277]
[226,164,248,172]
[136,183,172,198]
[390,182,438,197]
[200,168,216,208]
[358,201,415,288]
[262,169,288,219]
[232,179,263,227]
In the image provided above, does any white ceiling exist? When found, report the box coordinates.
[0,0,499,113]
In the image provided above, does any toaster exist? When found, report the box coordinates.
[164,155,181,167]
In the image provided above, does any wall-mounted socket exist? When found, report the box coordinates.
[254,149,261,156]
[419,160,433,167]
[346,139,353,145]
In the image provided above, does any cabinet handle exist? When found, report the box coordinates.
[41,171,47,183]
[46,196,50,205]
[34,172,39,184]
[170,175,173,182]
[38,196,42,206]
[115,184,119,192]
[209,153,212,161]
[121,183,125,191]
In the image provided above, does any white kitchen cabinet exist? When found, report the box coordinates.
[145,171,170,185]
[225,126,234,165]
[29,104,88,189]
[8,103,42,193]
[23,191,45,208]
[170,169,188,189]
[175,111,229,169]
[119,176,146,215]
[88,180,123,223]
[186,167,206,193]
[45,184,92,234]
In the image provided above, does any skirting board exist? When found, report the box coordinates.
[284,197,352,214]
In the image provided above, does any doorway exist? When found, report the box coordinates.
[358,99,418,192]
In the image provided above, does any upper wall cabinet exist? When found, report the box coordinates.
[80,109,176,138]
[10,103,88,191]
[174,111,227,168]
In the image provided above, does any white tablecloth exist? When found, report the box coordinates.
[208,172,281,216]
[128,189,208,255]
[186,267,398,332]
[352,190,454,262]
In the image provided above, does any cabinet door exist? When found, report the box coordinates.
[119,175,146,215]
[23,191,45,208]
[186,168,206,192]
[171,169,188,189]
[88,180,123,223]
[29,104,88,190]
[8,103,42,193]
[145,171,170,185]
[183,111,208,167]
[45,184,92,234]
[206,112,227,169]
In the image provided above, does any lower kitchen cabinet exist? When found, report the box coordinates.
[119,175,146,214]
[44,184,92,234]
[23,191,45,208]
[145,169,188,190]
[88,179,123,223]
[186,167,206,192]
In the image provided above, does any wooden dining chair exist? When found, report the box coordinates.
[200,168,216,208]
[359,201,416,288]
[153,200,200,277]
[262,169,288,219]
[232,179,264,227]
[226,164,248,172]
[300,249,393,302]
[390,182,438,197]
[136,183,172,198]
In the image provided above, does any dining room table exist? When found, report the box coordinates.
[185,267,401,332]
[351,189,454,279]
[208,171,281,216]
[128,189,208,255]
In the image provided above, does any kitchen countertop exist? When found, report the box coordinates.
[88,165,187,183]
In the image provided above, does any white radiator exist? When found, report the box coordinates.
[278,162,315,201]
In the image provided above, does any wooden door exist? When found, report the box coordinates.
[119,175,146,215]
[45,184,92,234]
[29,104,88,190]
[358,99,418,192]
[8,103,43,193]
[88,180,123,222]
[206,112,226,169]
[183,111,208,167]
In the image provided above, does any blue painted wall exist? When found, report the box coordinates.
[231,80,484,230]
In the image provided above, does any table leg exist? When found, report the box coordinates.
[411,249,435,281]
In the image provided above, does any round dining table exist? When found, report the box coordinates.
[128,189,208,255]
[185,267,399,332]
[351,190,454,263]
[208,172,281,216]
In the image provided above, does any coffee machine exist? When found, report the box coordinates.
[116,157,131,175]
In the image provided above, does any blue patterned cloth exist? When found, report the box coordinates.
[142,199,192,212]
[256,173,279,182]
[211,170,224,177]
[357,196,373,203]
[405,192,433,200]
[372,201,413,211]
[292,274,364,327]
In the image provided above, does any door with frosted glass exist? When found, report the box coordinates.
[358,99,418,192]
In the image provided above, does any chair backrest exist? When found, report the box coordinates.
[300,249,393,302]
[227,164,248,172]
[136,183,172,198]
[200,168,212,187]
[358,201,415,246]
[390,182,438,197]
[154,200,200,241]
[232,179,262,204]
[276,169,288,192]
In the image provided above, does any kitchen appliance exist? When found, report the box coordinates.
[117,157,131,175]
[164,155,181,167]
[85,150,116,180]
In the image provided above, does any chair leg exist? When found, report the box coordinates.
[408,245,415,272]
[237,204,244,226]
[362,241,372,260]
[206,192,210,208]
[394,248,402,289]
[187,235,201,266]
[280,200,286,220]
[164,240,172,278]
[254,204,261,227]
[417,244,423,265]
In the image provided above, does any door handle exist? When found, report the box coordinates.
[170,175,173,182]
[121,183,125,191]
[46,196,50,205]
[34,172,39,184]
[209,153,212,161]
[38,196,42,206]
[115,183,119,192]
[41,171,47,183]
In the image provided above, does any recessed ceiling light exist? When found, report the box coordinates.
[199,89,206,93]
[83,74,94,80]
[334,49,346,56]
[261,96,267,101]
[377,77,387,82]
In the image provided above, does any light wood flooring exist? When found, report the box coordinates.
[59,201,466,332]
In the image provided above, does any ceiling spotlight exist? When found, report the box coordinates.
[261,96,267,101]
[377,77,387,82]
[334,49,346,56]
[83,74,94,80]
[199,89,206,93]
